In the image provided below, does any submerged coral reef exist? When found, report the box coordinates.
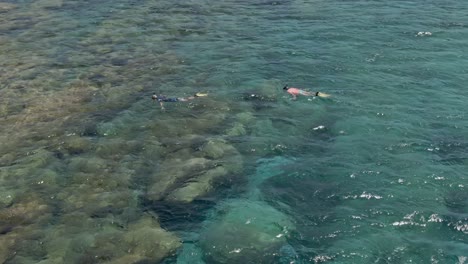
[0,0,331,263]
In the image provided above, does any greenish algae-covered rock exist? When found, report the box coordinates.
[226,122,247,137]
[63,136,93,155]
[20,148,56,169]
[96,122,119,137]
[202,138,236,160]
[95,138,141,159]
[0,190,14,209]
[200,200,294,264]
[0,233,16,263]
[165,166,227,203]
[58,187,137,216]
[148,138,243,203]
[68,156,108,174]
[140,140,166,161]
[40,212,180,263]
[147,157,214,201]
[0,225,49,263]
[0,196,51,230]
[40,214,111,263]
[0,153,16,166]
[183,112,228,135]
[36,168,59,186]
[0,2,16,12]
[121,215,181,262]
[201,138,243,173]
[236,111,255,125]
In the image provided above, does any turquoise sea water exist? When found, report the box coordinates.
[1,0,467,263]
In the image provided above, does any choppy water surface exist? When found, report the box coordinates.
[1,0,467,263]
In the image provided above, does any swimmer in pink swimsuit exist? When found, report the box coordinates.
[283,85,329,100]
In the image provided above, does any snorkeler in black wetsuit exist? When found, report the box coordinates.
[151,92,207,110]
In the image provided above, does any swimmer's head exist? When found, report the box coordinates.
[283,85,288,90]
[151,94,158,100]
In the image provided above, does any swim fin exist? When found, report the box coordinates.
[195,92,208,97]
[317,92,331,98]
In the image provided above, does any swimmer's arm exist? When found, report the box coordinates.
[159,101,165,110]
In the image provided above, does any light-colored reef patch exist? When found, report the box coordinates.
[120,215,181,262]
[63,136,93,155]
[226,122,247,136]
[147,138,243,203]
[0,2,16,12]
[200,199,294,263]
[39,213,180,263]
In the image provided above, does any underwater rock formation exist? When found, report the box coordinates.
[0,196,50,229]
[147,138,243,203]
[235,112,255,126]
[147,157,215,201]
[200,199,294,263]
[118,215,181,263]
[38,213,180,263]
[165,166,228,203]
[0,2,16,12]
[226,122,247,137]
[0,189,14,209]
[63,136,93,155]
[0,195,51,263]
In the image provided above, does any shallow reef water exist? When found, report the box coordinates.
[1,0,468,263]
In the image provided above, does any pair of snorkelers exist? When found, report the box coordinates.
[151,92,208,110]
[152,84,330,110]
